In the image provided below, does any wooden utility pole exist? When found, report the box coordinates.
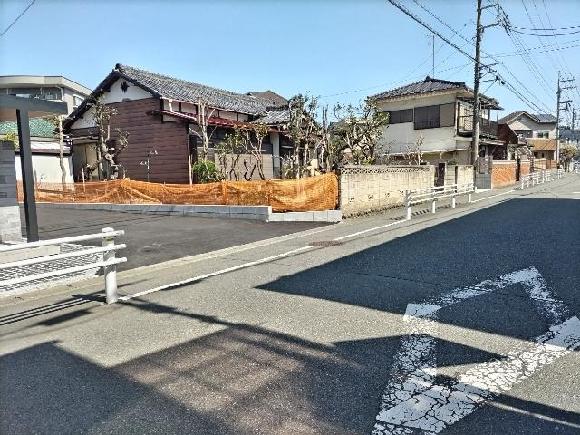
[471,0,483,166]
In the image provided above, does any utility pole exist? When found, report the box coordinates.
[432,33,435,77]
[572,107,576,132]
[556,71,575,162]
[471,0,483,167]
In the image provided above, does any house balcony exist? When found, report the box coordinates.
[457,115,498,139]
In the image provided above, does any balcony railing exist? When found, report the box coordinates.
[457,115,498,138]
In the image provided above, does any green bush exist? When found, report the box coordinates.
[191,159,222,183]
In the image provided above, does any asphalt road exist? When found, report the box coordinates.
[24,205,327,270]
[2,175,579,434]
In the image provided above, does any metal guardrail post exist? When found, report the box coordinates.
[102,227,118,304]
[431,199,437,214]
[451,195,456,209]
[405,190,412,220]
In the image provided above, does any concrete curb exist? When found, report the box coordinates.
[36,202,342,222]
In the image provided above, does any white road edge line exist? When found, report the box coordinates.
[471,189,515,203]
[119,246,313,301]
[333,219,406,241]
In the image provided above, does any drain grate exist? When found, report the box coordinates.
[308,240,344,247]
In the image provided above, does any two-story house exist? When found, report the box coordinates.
[498,111,558,165]
[369,76,504,165]
[64,64,290,183]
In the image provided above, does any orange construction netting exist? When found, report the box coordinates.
[17,173,338,212]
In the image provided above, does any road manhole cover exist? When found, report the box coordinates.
[308,240,344,247]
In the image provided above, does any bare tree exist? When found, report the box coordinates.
[332,101,389,165]
[286,95,320,178]
[245,123,269,180]
[46,115,67,189]
[84,99,130,180]
[403,135,424,165]
[189,100,217,161]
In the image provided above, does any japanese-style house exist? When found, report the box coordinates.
[63,64,290,183]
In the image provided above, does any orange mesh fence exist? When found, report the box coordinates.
[17,173,338,212]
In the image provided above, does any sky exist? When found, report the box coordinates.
[1,0,580,124]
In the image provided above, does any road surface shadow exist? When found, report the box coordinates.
[0,301,506,435]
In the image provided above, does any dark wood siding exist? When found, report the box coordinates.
[107,98,189,183]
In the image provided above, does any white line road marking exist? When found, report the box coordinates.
[333,219,406,241]
[119,246,312,301]
[373,267,577,434]
[471,189,515,203]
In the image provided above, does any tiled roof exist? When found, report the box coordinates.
[370,76,467,100]
[533,113,557,123]
[0,118,56,138]
[254,109,290,125]
[498,111,556,124]
[115,64,275,115]
[246,91,288,109]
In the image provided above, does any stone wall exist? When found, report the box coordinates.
[340,165,435,216]
[0,141,22,242]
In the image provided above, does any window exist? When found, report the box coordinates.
[536,131,549,138]
[414,105,440,129]
[73,95,84,108]
[388,109,413,124]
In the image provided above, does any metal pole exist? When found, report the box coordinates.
[16,109,39,242]
[102,227,118,304]
[405,190,412,220]
[556,71,560,164]
[431,199,437,214]
[451,196,456,209]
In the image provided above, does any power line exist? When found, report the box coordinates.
[387,0,552,115]
[405,0,553,113]
[0,0,36,38]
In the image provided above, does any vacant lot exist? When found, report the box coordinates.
[25,205,329,271]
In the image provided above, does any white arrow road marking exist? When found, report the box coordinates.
[373,267,578,434]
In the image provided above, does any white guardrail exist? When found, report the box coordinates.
[518,168,563,189]
[0,227,126,304]
[404,183,475,220]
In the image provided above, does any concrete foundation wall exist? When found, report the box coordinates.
[340,165,435,216]
[0,141,22,242]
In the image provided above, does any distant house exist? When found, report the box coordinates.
[498,111,557,140]
[0,118,73,184]
[0,75,91,115]
[498,111,558,165]
[63,64,290,183]
[368,76,504,165]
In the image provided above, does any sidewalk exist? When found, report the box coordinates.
[2,175,569,313]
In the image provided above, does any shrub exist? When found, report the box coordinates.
[191,159,222,183]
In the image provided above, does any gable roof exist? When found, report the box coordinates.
[65,64,288,128]
[370,76,467,100]
[498,111,556,125]
[246,91,288,109]
[369,76,501,109]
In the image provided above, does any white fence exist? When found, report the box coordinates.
[519,168,564,189]
[404,183,475,220]
[0,227,126,303]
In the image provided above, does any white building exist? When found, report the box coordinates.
[0,75,91,115]
[369,76,505,165]
[0,75,90,184]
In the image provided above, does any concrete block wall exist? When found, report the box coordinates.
[340,165,435,216]
[0,141,22,242]
[444,165,474,186]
